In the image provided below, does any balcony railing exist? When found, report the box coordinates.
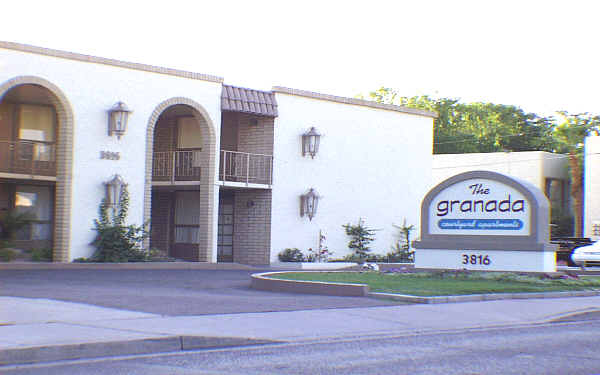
[152,150,202,182]
[220,150,273,185]
[0,140,56,176]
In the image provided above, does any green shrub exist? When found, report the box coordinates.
[390,219,415,263]
[91,187,149,262]
[342,218,377,261]
[30,248,53,262]
[278,248,305,262]
[0,210,33,241]
[0,248,16,262]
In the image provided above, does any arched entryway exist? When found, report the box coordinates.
[145,98,217,261]
[0,76,74,262]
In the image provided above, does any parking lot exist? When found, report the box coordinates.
[0,268,401,315]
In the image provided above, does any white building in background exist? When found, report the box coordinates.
[584,136,600,240]
[0,41,436,264]
[432,151,571,216]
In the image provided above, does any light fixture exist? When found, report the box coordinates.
[108,102,132,139]
[300,188,320,221]
[302,127,321,158]
[104,174,127,208]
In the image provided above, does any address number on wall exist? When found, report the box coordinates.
[100,151,120,160]
[462,254,491,266]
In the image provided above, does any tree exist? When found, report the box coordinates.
[552,112,600,236]
[365,87,555,154]
[343,218,377,261]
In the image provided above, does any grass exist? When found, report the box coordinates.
[269,271,600,296]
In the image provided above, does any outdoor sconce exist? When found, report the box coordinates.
[108,102,132,139]
[302,127,321,158]
[300,188,320,221]
[104,174,127,208]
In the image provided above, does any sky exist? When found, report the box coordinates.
[2,0,598,116]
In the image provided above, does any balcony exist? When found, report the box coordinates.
[151,149,273,187]
[152,150,202,184]
[220,150,273,187]
[0,140,56,178]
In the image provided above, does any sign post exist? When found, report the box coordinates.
[413,171,557,272]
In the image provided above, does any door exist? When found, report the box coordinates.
[171,191,200,261]
[218,193,234,262]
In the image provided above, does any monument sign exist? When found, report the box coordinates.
[413,171,557,272]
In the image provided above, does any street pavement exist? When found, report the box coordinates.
[2,266,600,366]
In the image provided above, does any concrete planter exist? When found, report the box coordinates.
[269,262,357,270]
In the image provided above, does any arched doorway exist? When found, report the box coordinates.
[145,98,217,261]
[0,77,74,262]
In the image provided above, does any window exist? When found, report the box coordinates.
[174,191,200,244]
[18,105,55,142]
[177,117,202,149]
[18,105,56,162]
[545,178,566,212]
[14,185,53,240]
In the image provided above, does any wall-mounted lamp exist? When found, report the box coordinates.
[300,188,320,221]
[302,127,321,158]
[104,174,127,208]
[108,102,132,139]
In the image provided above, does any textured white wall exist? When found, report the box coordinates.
[271,93,434,261]
[0,48,222,260]
[432,151,568,191]
[584,136,600,239]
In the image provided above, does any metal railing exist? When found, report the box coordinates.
[220,150,273,185]
[152,150,202,182]
[0,140,56,176]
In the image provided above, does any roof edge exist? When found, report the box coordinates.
[0,41,224,84]
[272,86,438,118]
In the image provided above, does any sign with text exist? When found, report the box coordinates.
[429,178,530,236]
[414,171,557,272]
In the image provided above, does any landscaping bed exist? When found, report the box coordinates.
[268,271,600,296]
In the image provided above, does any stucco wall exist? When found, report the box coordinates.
[584,136,600,239]
[0,47,222,260]
[271,92,434,261]
[432,151,568,191]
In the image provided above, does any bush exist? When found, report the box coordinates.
[342,218,377,261]
[390,219,415,263]
[278,248,305,262]
[0,210,33,241]
[91,187,149,262]
[30,247,53,262]
[0,248,16,262]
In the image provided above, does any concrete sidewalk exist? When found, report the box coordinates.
[2,295,600,366]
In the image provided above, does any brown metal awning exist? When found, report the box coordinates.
[221,85,278,117]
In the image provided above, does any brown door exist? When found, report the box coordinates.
[217,193,234,262]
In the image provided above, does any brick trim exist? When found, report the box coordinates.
[144,98,217,261]
[272,86,438,118]
[0,76,74,263]
[0,41,223,84]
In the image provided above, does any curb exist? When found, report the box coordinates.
[368,290,600,304]
[252,271,600,304]
[251,271,368,296]
[0,336,279,366]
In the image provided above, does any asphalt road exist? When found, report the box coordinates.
[5,319,600,374]
[0,269,400,315]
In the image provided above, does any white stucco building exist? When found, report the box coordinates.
[0,41,436,264]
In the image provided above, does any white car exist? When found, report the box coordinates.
[571,241,600,268]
